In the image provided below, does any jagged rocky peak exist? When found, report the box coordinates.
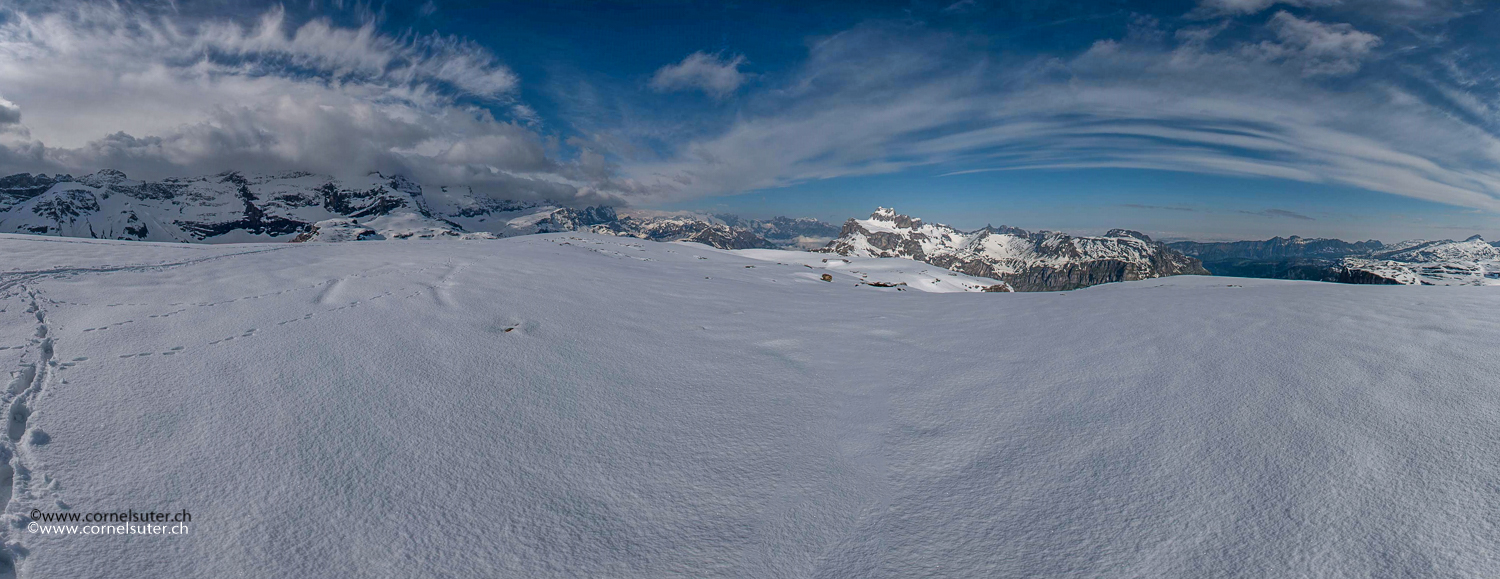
[1465,234,1485,243]
[1104,229,1152,242]
[869,207,925,229]
[80,168,130,188]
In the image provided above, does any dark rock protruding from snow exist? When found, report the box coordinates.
[290,219,386,242]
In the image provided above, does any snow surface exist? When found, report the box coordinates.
[2,233,1500,577]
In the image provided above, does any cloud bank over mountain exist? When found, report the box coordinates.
[0,2,641,206]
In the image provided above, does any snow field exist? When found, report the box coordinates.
[0,233,1497,577]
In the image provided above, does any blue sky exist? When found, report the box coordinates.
[0,0,1498,241]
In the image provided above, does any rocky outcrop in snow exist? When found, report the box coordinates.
[290,219,385,242]
[821,207,1209,291]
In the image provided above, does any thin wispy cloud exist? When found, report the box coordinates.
[1190,0,1338,18]
[1123,204,1197,212]
[620,17,1500,212]
[1241,208,1316,220]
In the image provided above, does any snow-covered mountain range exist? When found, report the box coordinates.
[820,207,1209,291]
[1337,235,1500,285]
[7,170,1497,289]
[0,170,820,250]
[1173,234,1500,286]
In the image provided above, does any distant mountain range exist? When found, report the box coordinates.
[820,207,1208,291]
[3,170,1496,289]
[1171,235,1500,286]
[0,170,823,250]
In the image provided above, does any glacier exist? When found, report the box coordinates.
[1,232,1499,577]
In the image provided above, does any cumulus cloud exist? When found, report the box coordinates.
[649,52,748,98]
[0,2,630,205]
[0,96,19,125]
[620,23,1500,212]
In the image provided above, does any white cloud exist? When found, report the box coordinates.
[649,51,748,98]
[1191,0,1339,18]
[0,96,19,125]
[1244,11,1381,75]
[1190,0,1467,22]
[0,3,627,205]
[620,24,1500,212]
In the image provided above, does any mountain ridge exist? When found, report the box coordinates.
[1173,234,1500,286]
[819,207,1210,291]
[0,170,826,250]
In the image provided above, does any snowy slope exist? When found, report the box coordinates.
[823,208,1209,291]
[735,249,1010,292]
[3,233,1500,577]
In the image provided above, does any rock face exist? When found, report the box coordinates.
[0,170,835,251]
[821,207,1209,291]
[1335,268,1406,285]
